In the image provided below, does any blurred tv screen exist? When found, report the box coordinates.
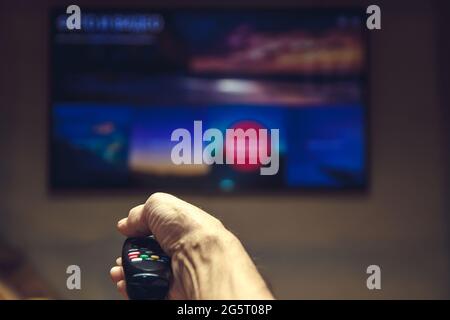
[50,8,368,192]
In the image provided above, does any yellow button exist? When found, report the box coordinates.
[150,255,160,260]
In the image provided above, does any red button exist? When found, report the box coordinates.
[128,253,139,258]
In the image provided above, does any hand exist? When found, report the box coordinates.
[110,192,274,300]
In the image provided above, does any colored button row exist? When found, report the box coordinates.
[128,251,141,258]
[128,248,141,262]
[131,255,160,261]
[129,251,162,262]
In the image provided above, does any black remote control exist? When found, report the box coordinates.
[122,236,171,300]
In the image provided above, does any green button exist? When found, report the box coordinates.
[140,254,149,259]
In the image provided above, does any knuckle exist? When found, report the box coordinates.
[128,206,140,217]
[146,192,168,205]
[209,215,224,229]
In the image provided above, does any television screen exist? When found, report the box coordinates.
[50,8,368,192]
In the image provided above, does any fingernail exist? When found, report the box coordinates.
[117,218,127,227]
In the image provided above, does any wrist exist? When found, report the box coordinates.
[171,228,273,300]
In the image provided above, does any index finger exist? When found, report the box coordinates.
[117,204,150,237]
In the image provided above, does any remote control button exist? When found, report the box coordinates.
[150,255,159,260]
[132,273,159,279]
[128,249,138,252]
[128,253,140,258]
[140,254,149,259]
[131,258,142,262]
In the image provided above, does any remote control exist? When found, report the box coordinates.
[122,235,171,300]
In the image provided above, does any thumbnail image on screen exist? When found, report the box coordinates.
[50,8,368,192]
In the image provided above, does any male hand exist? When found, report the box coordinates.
[110,192,274,300]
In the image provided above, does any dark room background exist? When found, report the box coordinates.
[0,0,449,299]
